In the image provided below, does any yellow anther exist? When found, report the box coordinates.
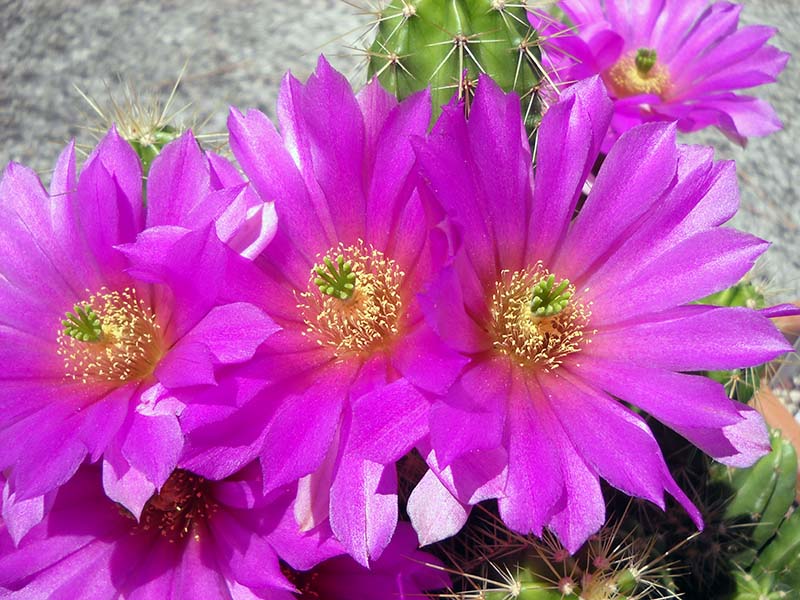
[489,263,590,371]
[300,243,404,356]
[57,287,163,384]
[606,50,671,99]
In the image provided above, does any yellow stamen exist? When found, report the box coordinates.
[57,287,163,384]
[299,243,404,356]
[606,50,671,99]
[489,263,591,370]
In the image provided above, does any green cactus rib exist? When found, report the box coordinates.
[699,281,767,310]
[752,508,800,583]
[718,429,800,599]
[731,571,792,600]
[724,430,798,566]
[367,0,545,132]
[753,436,798,551]
[483,570,564,600]
[485,587,564,599]
[707,366,762,404]
[129,126,181,175]
[725,431,783,520]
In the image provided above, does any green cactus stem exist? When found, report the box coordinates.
[365,0,547,135]
[74,63,226,187]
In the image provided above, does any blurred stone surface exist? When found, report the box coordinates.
[684,3,800,301]
[0,0,797,297]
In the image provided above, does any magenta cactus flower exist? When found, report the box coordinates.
[177,56,467,565]
[0,130,279,542]
[0,463,301,598]
[408,75,794,552]
[529,1,790,147]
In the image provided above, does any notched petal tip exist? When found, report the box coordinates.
[308,54,353,95]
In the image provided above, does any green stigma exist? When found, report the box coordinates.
[530,274,572,318]
[635,48,658,74]
[315,255,356,300]
[62,304,103,342]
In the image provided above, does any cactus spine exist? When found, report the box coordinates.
[435,504,680,599]
[74,64,225,178]
[365,0,546,133]
[721,431,800,599]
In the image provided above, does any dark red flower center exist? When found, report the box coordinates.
[136,470,218,543]
[282,563,323,599]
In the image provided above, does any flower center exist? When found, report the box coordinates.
[137,470,217,542]
[282,564,323,599]
[300,243,404,356]
[57,287,163,384]
[606,48,671,99]
[489,264,590,370]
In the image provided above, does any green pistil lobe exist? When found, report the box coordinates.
[635,48,658,74]
[315,255,356,300]
[62,304,103,342]
[530,275,572,318]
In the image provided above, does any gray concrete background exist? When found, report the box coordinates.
[1,0,798,299]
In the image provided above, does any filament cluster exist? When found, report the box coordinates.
[607,49,671,99]
[489,264,590,370]
[136,470,217,543]
[300,243,405,357]
[57,287,163,384]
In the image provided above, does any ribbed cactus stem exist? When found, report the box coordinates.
[366,0,546,134]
